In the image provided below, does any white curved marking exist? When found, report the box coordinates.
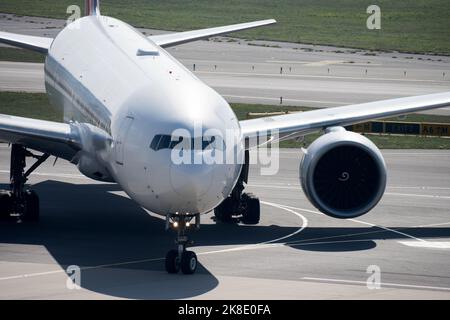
[349,218,426,242]
[260,201,308,244]
[0,202,308,281]
[199,201,308,255]
[274,203,324,216]
[286,229,383,247]
[277,203,427,243]
[249,184,450,200]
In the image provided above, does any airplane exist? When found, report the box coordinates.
[0,0,449,275]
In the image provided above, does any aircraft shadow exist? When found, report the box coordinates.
[0,181,449,299]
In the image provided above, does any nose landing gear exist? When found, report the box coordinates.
[165,213,200,275]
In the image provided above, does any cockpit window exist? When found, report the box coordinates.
[150,135,162,150]
[200,136,215,150]
[158,135,171,150]
[150,134,224,151]
[169,136,183,149]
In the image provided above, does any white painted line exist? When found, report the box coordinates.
[349,217,426,242]
[414,221,450,228]
[265,60,313,65]
[0,198,446,287]
[303,60,345,67]
[250,183,450,192]
[197,70,450,84]
[0,201,308,281]
[249,184,450,200]
[276,203,450,249]
[248,184,300,190]
[385,192,450,200]
[0,170,87,179]
[301,277,450,292]
[398,241,450,249]
[260,201,308,244]
[382,152,450,156]
[290,238,374,247]
[276,150,450,156]
[286,230,386,247]
[388,186,450,191]
[273,203,324,216]
[0,269,67,281]
[266,60,382,67]
[0,257,164,282]
[222,94,344,105]
[276,203,427,243]
[199,201,308,255]
[0,61,44,68]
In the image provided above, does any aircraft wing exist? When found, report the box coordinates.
[239,92,450,145]
[1,19,276,51]
[0,31,53,53]
[149,19,276,48]
[0,114,81,160]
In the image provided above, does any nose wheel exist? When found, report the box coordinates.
[165,213,200,275]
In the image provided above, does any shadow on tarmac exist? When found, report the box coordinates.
[0,181,449,298]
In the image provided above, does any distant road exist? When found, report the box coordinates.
[2,60,450,115]
[1,13,450,114]
[0,61,43,92]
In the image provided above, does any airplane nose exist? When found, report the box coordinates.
[170,160,214,199]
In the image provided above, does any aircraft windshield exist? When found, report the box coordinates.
[150,134,223,151]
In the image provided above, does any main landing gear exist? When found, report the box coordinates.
[214,151,261,225]
[165,213,200,275]
[0,144,49,223]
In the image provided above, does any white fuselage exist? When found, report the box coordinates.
[44,16,243,216]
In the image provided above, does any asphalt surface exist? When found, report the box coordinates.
[1,13,450,114]
[0,13,450,300]
[0,145,449,299]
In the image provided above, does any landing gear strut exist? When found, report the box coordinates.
[0,144,49,222]
[165,213,200,274]
[214,151,261,224]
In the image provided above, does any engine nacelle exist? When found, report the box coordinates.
[73,123,114,182]
[300,127,387,218]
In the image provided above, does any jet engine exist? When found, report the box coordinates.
[300,127,387,218]
[73,123,114,182]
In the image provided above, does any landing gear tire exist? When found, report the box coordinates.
[214,192,261,225]
[165,249,180,274]
[241,193,260,225]
[0,190,12,218]
[5,144,48,222]
[214,151,261,225]
[0,189,39,222]
[23,190,39,222]
[181,251,197,275]
[214,197,234,222]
